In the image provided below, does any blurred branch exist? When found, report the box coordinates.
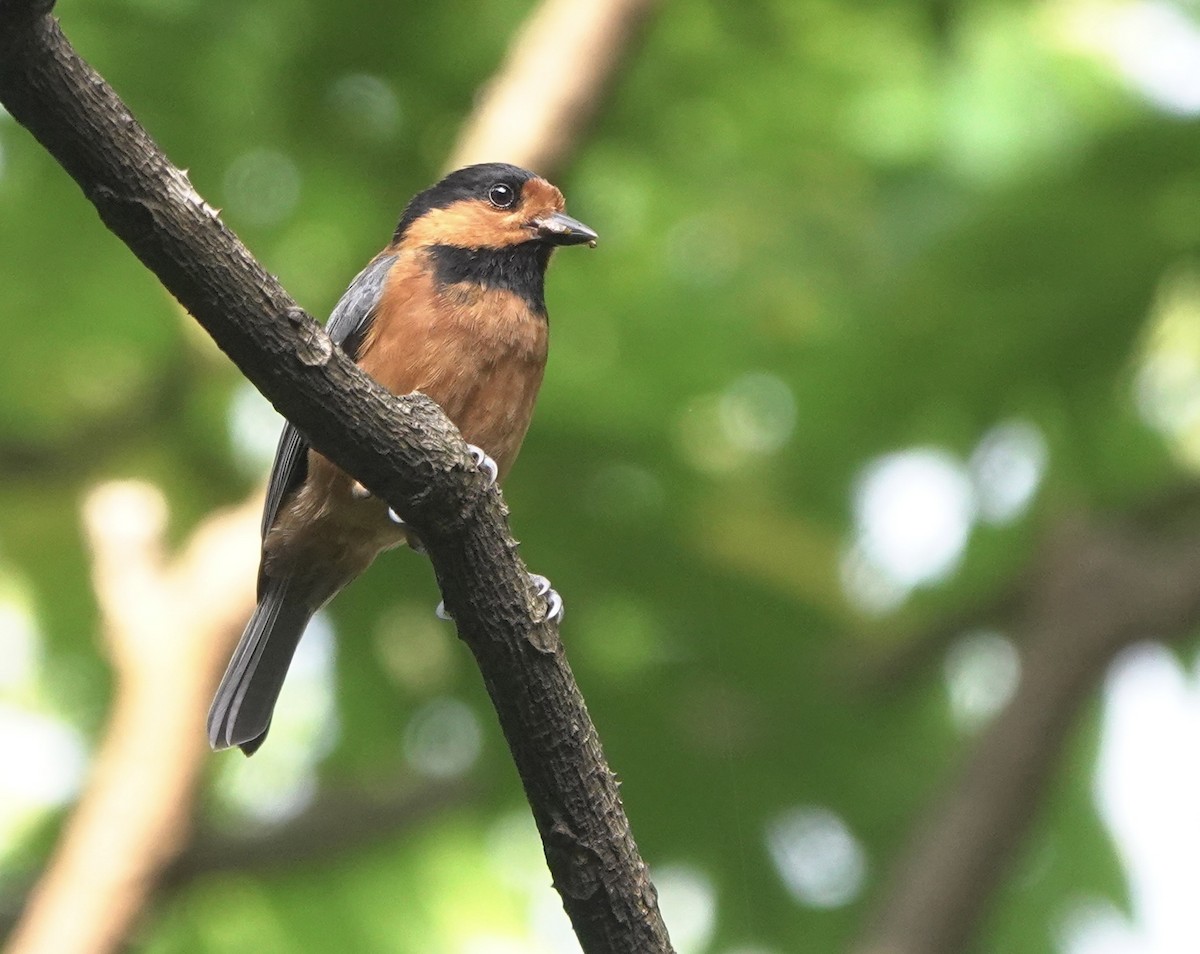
[854,513,1200,954]
[1,779,475,938]
[850,581,1027,694]
[0,2,672,952]
[447,0,660,176]
[164,779,473,887]
[0,353,197,482]
[852,483,1200,693]
[5,483,259,954]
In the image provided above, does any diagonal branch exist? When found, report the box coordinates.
[0,2,672,951]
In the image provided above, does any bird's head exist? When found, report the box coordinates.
[392,162,597,251]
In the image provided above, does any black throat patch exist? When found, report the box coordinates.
[427,243,551,316]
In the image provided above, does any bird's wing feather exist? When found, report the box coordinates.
[256,253,398,593]
[326,252,399,353]
[207,575,313,754]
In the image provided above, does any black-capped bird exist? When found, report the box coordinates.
[207,162,596,755]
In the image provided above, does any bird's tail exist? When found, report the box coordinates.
[207,577,313,756]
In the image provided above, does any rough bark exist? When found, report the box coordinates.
[0,2,672,951]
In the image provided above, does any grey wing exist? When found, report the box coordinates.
[326,252,398,354]
[259,424,309,541]
[255,253,398,594]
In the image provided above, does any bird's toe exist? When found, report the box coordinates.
[529,573,564,622]
[466,444,499,487]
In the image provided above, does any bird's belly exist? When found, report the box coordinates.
[360,283,549,481]
[433,357,545,481]
[262,456,411,606]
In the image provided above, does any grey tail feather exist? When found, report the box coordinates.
[207,577,314,756]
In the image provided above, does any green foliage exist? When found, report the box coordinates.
[2,0,1195,950]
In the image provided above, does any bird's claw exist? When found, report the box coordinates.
[387,508,425,553]
[434,574,563,623]
[467,444,499,487]
[529,573,564,622]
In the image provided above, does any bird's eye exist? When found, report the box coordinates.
[488,183,517,209]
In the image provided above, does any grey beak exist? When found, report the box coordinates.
[532,211,598,247]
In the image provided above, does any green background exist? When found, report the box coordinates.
[3,0,1199,951]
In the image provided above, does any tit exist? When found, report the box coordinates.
[208,162,596,755]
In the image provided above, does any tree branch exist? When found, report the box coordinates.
[0,2,672,951]
[854,514,1200,954]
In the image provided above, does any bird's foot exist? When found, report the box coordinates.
[434,574,563,623]
[383,507,426,553]
[389,445,494,529]
[529,573,564,622]
[467,444,499,487]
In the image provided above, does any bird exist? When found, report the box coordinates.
[207,162,596,755]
